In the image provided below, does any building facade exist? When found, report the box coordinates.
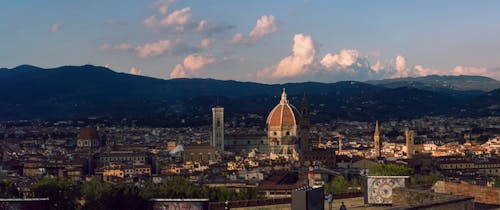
[374,121,381,158]
[405,129,415,158]
[266,89,300,160]
[76,127,101,148]
[211,106,224,153]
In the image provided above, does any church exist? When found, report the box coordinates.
[266,89,335,165]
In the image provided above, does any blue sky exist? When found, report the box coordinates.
[1,0,500,83]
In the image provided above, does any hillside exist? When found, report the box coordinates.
[0,65,498,124]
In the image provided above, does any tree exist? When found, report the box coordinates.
[325,176,349,193]
[368,163,413,176]
[494,177,500,188]
[410,172,442,185]
[81,179,112,210]
[0,180,19,198]
[32,177,80,210]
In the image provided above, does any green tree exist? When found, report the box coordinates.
[324,176,349,193]
[81,179,112,210]
[368,163,413,176]
[494,177,500,188]
[0,180,20,198]
[410,172,442,185]
[33,177,80,210]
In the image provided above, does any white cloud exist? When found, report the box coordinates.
[249,15,278,41]
[164,7,191,26]
[231,15,278,44]
[50,23,61,33]
[451,66,500,79]
[320,49,360,69]
[200,38,212,48]
[257,34,315,79]
[135,39,173,59]
[413,65,441,76]
[143,7,192,31]
[195,20,208,32]
[230,33,245,44]
[170,64,188,78]
[392,55,409,78]
[371,60,383,73]
[129,67,143,76]
[143,15,158,28]
[183,54,216,71]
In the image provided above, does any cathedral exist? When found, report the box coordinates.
[266,88,302,160]
[266,89,335,164]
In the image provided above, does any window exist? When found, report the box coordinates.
[273,132,277,136]
[286,131,290,136]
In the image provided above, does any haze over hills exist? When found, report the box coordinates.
[1,65,499,125]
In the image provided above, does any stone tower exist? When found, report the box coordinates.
[374,120,381,158]
[300,92,310,153]
[405,129,415,158]
[211,106,224,153]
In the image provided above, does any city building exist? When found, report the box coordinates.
[183,142,217,164]
[211,106,224,153]
[76,127,101,148]
[266,89,301,160]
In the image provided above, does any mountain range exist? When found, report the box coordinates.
[1,65,499,125]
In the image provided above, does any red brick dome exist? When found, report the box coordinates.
[78,127,99,140]
[266,89,300,127]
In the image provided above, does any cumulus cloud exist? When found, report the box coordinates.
[195,20,208,32]
[183,54,216,71]
[170,64,188,78]
[50,23,61,32]
[200,38,212,48]
[164,7,191,26]
[135,39,174,59]
[371,60,384,73]
[249,15,278,40]
[451,66,500,79]
[257,34,315,79]
[320,49,360,69]
[129,67,143,76]
[231,15,278,44]
[230,33,245,44]
[144,7,192,31]
[413,65,441,76]
[392,55,409,78]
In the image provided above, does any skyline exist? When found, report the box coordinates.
[2,0,500,83]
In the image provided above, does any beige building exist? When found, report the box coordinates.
[183,142,217,164]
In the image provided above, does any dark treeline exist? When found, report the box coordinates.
[1,177,260,210]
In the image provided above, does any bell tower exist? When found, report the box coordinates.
[300,92,310,153]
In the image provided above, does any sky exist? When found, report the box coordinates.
[1,0,500,83]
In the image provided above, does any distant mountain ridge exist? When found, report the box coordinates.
[0,65,499,124]
[367,75,500,92]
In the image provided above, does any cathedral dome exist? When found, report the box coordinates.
[266,89,300,127]
[78,127,99,140]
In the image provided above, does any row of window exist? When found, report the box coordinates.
[440,163,500,169]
